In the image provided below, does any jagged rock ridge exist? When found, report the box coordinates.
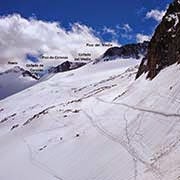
[48,61,86,74]
[136,0,180,79]
[93,41,149,64]
[103,41,149,60]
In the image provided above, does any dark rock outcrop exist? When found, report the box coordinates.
[136,0,180,79]
[103,41,149,60]
[48,61,86,74]
[22,70,39,80]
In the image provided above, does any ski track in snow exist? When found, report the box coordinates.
[96,97,180,119]
[82,107,162,180]
[20,136,64,180]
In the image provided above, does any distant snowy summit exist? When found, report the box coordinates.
[137,0,180,79]
[94,41,149,63]
[0,66,39,100]
[0,66,39,80]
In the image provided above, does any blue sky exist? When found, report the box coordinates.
[0,0,171,45]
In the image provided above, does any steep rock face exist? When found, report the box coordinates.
[103,41,149,60]
[136,0,180,79]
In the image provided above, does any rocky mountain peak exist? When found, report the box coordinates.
[94,41,149,64]
[0,66,39,80]
[48,61,86,74]
[1,66,24,74]
[136,0,180,79]
[103,41,149,60]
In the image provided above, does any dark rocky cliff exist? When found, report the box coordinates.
[136,0,180,79]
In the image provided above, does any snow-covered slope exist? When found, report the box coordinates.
[0,66,38,100]
[0,58,180,180]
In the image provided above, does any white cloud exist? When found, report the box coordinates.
[102,26,117,38]
[146,9,166,22]
[116,23,133,40]
[136,33,151,43]
[116,24,133,33]
[120,33,133,40]
[0,14,119,71]
[121,24,133,33]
